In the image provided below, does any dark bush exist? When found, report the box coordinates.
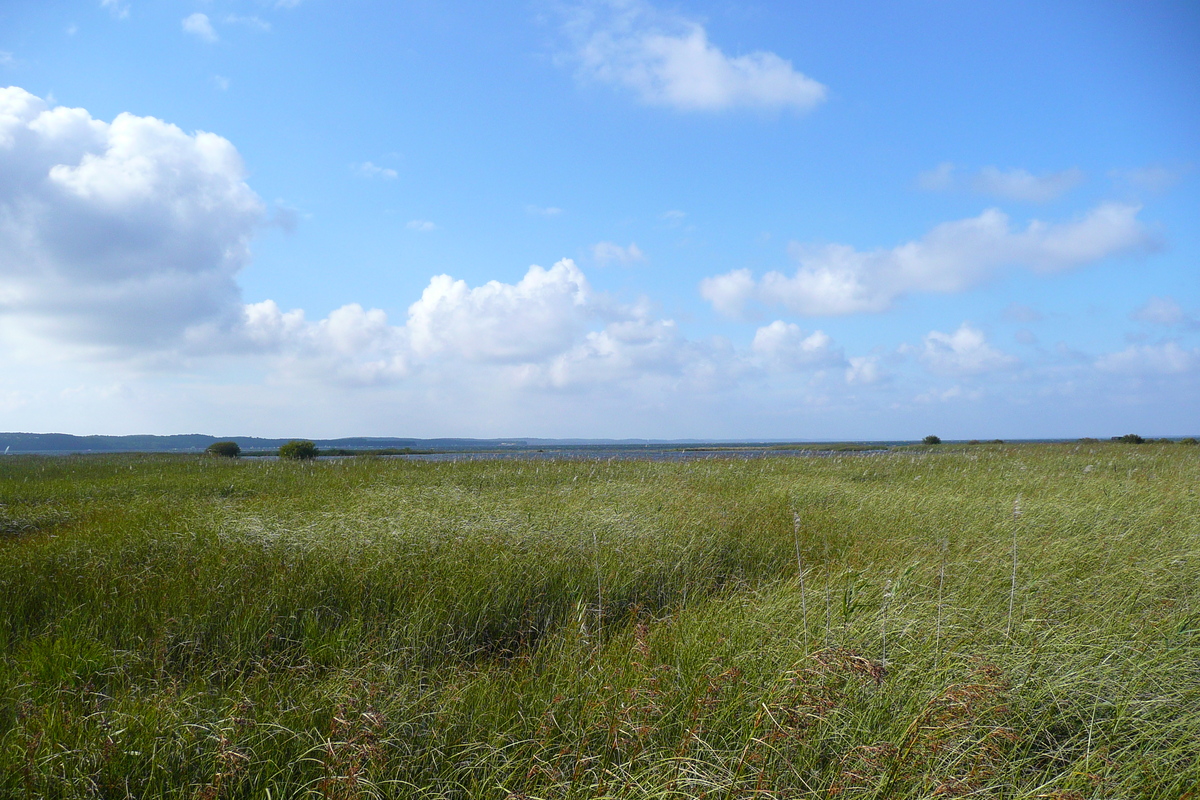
[923,435,942,445]
[205,441,241,458]
[1112,434,1145,444]
[1180,437,1198,445]
[279,440,318,460]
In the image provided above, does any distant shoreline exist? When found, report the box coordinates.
[1,432,1195,456]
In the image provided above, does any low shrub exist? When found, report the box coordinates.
[205,441,241,458]
[1113,434,1145,444]
[279,440,318,460]
[923,435,942,445]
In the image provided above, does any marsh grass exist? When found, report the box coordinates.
[0,443,1197,797]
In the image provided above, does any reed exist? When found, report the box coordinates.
[0,442,1196,798]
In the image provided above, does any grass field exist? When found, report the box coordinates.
[1,444,1197,798]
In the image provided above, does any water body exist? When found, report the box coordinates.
[379,446,889,463]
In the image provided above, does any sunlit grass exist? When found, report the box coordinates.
[1,443,1197,797]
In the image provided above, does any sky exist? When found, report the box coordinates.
[0,0,1197,440]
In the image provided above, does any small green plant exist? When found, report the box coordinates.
[923,435,942,445]
[205,440,241,458]
[279,439,318,460]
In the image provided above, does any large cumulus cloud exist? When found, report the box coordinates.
[0,86,263,349]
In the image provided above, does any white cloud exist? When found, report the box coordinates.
[101,0,130,20]
[406,219,436,232]
[565,0,826,112]
[845,355,882,385]
[275,0,303,7]
[540,315,707,389]
[405,261,594,363]
[699,268,757,318]
[1096,342,1198,375]
[0,86,264,349]
[224,15,271,32]
[233,300,411,386]
[182,13,217,43]
[1131,296,1193,327]
[526,204,563,216]
[751,321,842,371]
[0,52,15,67]
[972,166,1084,203]
[662,209,686,223]
[592,241,645,266]
[219,260,736,392]
[0,88,729,395]
[355,161,397,179]
[212,75,231,91]
[701,204,1152,317]
[921,324,1018,375]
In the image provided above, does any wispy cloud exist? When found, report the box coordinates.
[916,162,955,192]
[182,13,217,43]
[914,384,984,404]
[973,166,1085,203]
[355,162,398,179]
[563,0,826,112]
[592,241,645,266]
[701,204,1152,317]
[1131,296,1197,328]
[917,163,1084,202]
[212,75,230,91]
[101,0,130,20]
[1096,342,1199,375]
[224,14,271,32]
[526,205,563,217]
[1109,164,1187,195]
[1002,303,1043,324]
[406,220,437,232]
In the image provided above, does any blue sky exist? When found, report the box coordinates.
[0,0,1196,439]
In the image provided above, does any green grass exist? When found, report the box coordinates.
[1,444,1197,798]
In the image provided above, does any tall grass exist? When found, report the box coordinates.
[1,443,1197,797]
